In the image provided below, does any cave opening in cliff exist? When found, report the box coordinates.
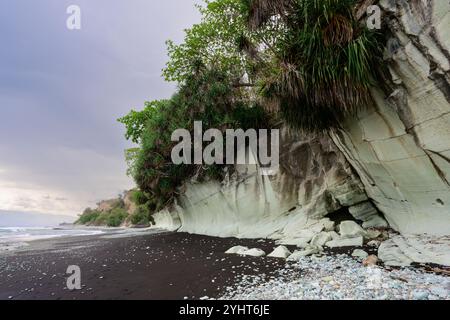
[326,207,362,225]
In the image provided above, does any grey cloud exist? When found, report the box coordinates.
[0,0,201,215]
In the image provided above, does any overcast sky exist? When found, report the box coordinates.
[0,0,200,216]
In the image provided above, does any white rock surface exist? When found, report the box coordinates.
[338,221,367,239]
[153,131,369,241]
[330,0,450,236]
[225,246,249,255]
[378,234,450,267]
[328,231,340,240]
[349,201,388,228]
[366,229,382,240]
[368,240,381,248]
[352,249,369,259]
[268,246,292,259]
[152,208,182,231]
[363,216,389,229]
[241,248,266,257]
[310,232,333,247]
[321,218,336,232]
[326,236,364,248]
[287,247,321,261]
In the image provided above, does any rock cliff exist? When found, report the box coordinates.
[331,0,450,236]
[153,0,450,266]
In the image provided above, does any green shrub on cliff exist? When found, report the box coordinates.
[105,208,129,227]
[130,206,152,226]
[76,208,100,225]
[130,190,150,206]
[129,68,252,211]
[163,0,256,84]
[77,199,129,227]
[118,0,274,214]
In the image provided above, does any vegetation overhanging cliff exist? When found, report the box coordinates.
[77,0,450,267]
[114,0,386,219]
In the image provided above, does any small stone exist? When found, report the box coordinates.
[378,239,413,267]
[352,249,369,259]
[327,231,340,240]
[363,255,379,267]
[225,246,249,255]
[241,248,266,257]
[366,229,382,239]
[310,232,333,247]
[412,290,429,300]
[268,246,292,259]
[445,282,450,290]
[320,218,335,232]
[362,216,389,229]
[338,221,367,238]
[287,247,321,260]
[367,240,381,247]
[430,286,448,298]
[326,236,364,248]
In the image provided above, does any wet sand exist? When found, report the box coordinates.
[0,230,288,300]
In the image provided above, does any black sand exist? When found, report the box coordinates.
[0,231,289,300]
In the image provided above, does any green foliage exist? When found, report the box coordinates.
[130,206,151,226]
[121,60,271,213]
[132,68,240,209]
[105,208,128,227]
[118,100,167,144]
[76,208,100,225]
[77,199,128,227]
[231,103,269,130]
[163,0,250,84]
[243,0,385,131]
[124,147,140,177]
[130,190,150,206]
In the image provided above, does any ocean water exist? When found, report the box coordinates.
[0,226,105,247]
[0,226,161,253]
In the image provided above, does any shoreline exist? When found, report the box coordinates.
[0,230,285,300]
[0,229,449,300]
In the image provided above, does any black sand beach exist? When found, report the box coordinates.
[0,231,288,300]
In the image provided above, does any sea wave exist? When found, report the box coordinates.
[0,227,105,244]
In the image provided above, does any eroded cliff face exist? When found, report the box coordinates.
[331,0,450,236]
[154,128,386,244]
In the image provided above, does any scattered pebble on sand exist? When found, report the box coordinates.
[219,254,450,300]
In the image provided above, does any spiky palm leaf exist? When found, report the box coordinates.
[245,0,385,131]
[242,0,293,30]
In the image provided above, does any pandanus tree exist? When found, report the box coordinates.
[239,0,386,131]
